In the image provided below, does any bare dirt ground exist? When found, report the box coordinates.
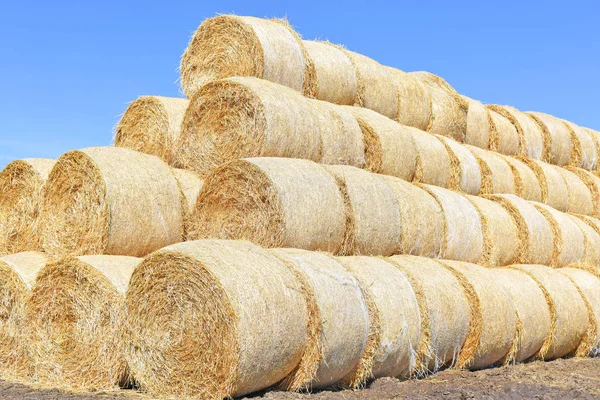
[1,357,599,399]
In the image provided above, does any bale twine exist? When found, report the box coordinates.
[569,214,600,267]
[517,158,569,211]
[487,109,521,156]
[114,96,189,163]
[192,158,345,253]
[439,261,516,369]
[271,249,368,390]
[419,185,484,263]
[344,106,417,181]
[467,195,518,266]
[486,105,544,159]
[381,176,445,258]
[387,255,469,373]
[0,252,47,378]
[41,147,184,258]
[27,255,140,391]
[180,15,311,97]
[434,135,482,195]
[411,130,453,188]
[565,167,600,216]
[462,97,492,150]
[491,268,551,362]
[527,112,571,166]
[485,194,554,265]
[126,240,308,399]
[466,145,515,195]
[0,158,56,256]
[533,202,585,267]
[556,167,594,215]
[513,265,589,359]
[337,256,420,380]
[176,76,365,176]
[503,156,543,201]
[170,168,204,238]
[384,67,432,130]
[563,120,598,170]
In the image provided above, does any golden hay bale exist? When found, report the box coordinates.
[527,112,571,166]
[0,158,56,256]
[192,158,346,253]
[556,167,594,215]
[344,106,417,181]
[384,67,432,130]
[487,109,521,156]
[533,202,585,267]
[503,156,542,201]
[126,240,308,399]
[411,130,453,188]
[114,96,189,163]
[434,135,481,195]
[462,97,492,150]
[569,214,600,267]
[272,249,368,389]
[491,268,551,362]
[176,76,365,176]
[583,127,600,170]
[513,264,588,360]
[180,15,311,97]
[170,168,204,237]
[302,41,357,105]
[487,105,544,159]
[563,120,598,170]
[41,147,184,258]
[565,167,600,216]
[439,261,516,369]
[381,176,445,258]
[0,252,47,377]
[466,145,515,195]
[337,256,420,380]
[467,196,518,266]
[387,255,469,373]
[27,255,140,391]
[485,194,554,265]
[517,158,569,211]
[419,185,484,263]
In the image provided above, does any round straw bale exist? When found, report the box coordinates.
[176,77,365,176]
[565,167,600,216]
[387,255,469,373]
[302,41,357,105]
[485,194,554,265]
[503,156,542,201]
[583,127,600,170]
[126,240,308,398]
[563,120,598,170]
[0,252,47,377]
[191,158,345,253]
[467,195,518,266]
[380,176,445,258]
[271,249,368,390]
[0,158,56,256]
[384,67,432,130]
[438,261,516,369]
[462,97,491,150]
[170,168,204,238]
[337,256,420,380]
[512,264,588,360]
[419,185,484,263]
[517,158,569,211]
[556,167,594,215]
[434,135,481,195]
[411,130,453,188]
[559,267,600,356]
[569,214,600,267]
[533,202,585,267]
[466,145,515,194]
[114,96,189,163]
[41,147,184,258]
[527,112,571,166]
[487,109,520,156]
[27,255,140,391]
[487,105,544,159]
[344,106,417,181]
[490,268,551,362]
[180,15,310,97]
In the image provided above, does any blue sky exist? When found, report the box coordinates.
[1,1,599,168]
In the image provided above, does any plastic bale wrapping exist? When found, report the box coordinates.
[462,97,492,150]
[114,96,189,163]
[384,67,432,131]
[27,255,140,391]
[419,185,484,263]
[569,214,600,267]
[533,202,585,267]
[0,158,56,256]
[0,252,47,378]
[170,168,204,238]
[411,130,453,188]
[487,109,521,156]
[559,267,600,356]
[439,261,516,369]
[344,106,417,181]
[337,257,420,381]
[527,112,571,166]
[467,196,518,266]
[513,265,589,360]
[40,147,185,258]
[125,240,309,399]
[176,77,365,176]
[517,158,569,211]
[491,268,551,362]
[487,105,544,159]
[565,167,600,216]
[180,15,311,97]
[504,156,542,201]
[556,167,594,215]
[191,158,346,253]
[563,120,598,170]
[466,145,515,195]
[434,135,481,195]
[380,176,445,258]
[387,255,469,373]
[485,194,554,265]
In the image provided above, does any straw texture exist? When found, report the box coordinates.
[527,112,571,166]
[487,105,544,159]
[435,135,481,195]
[563,120,598,170]
[518,158,569,212]
[569,214,600,266]
[487,109,520,156]
[385,67,432,130]
[504,156,542,201]
[557,167,594,215]
[411,130,453,188]
[463,97,491,150]
[170,168,204,237]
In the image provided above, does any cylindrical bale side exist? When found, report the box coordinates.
[487,105,544,159]
[504,156,543,201]
[434,135,481,195]
[411,131,453,188]
[385,67,432,131]
[563,120,598,170]
[517,158,569,212]
[487,109,521,156]
[584,127,600,171]
[556,167,594,215]
[565,167,600,216]
[569,214,600,267]
[462,97,491,150]
[466,145,515,195]
[170,168,204,238]
[527,112,571,166]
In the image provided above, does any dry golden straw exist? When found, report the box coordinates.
[557,167,594,215]
[503,156,542,201]
[565,167,600,216]
[563,120,598,170]
[384,67,432,130]
[487,105,544,159]
[463,97,492,150]
[517,158,569,212]
[487,109,520,156]
[434,135,481,195]
[569,214,600,266]
[411,129,453,188]
[170,168,204,238]
[467,145,515,195]
[527,112,571,166]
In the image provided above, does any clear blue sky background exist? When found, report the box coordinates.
[1,0,599,168]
